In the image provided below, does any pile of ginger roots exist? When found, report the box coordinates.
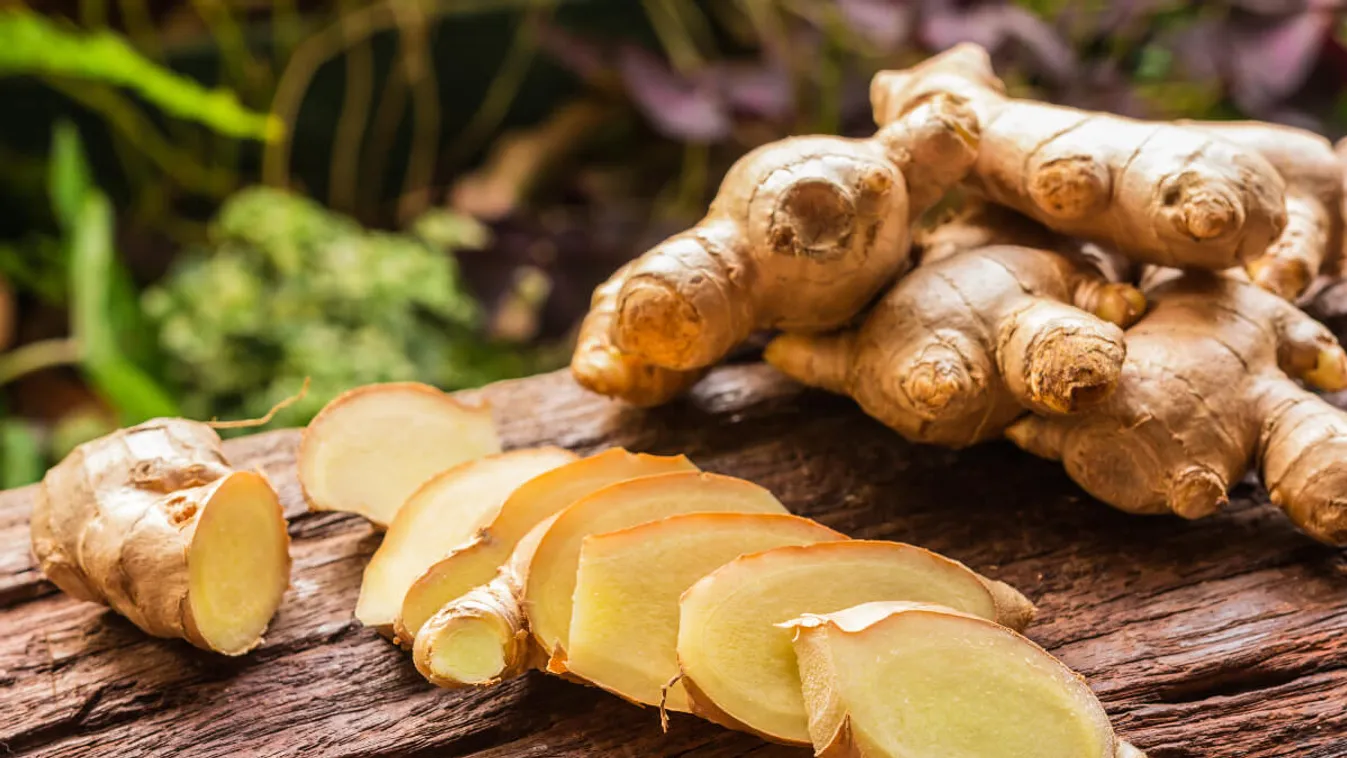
[571,42,1347,548]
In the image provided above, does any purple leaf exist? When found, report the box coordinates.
[715,62,795,122]
[537,24,613,85]
[837,0,914,52]
[1227,10,1332,112]
[920,3,1075,83]
[617,46,732,142]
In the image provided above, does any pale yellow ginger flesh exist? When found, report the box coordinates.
[766,204,1146,448]
[355,447,577,633]
[395,449,697,642]
[412,471,788,688]
[587,86,978,385]
[785,602,1137,758]
[31,419,291,655]
[872,43,1287,270]
[526,472,788,665]
[298,382,501,526]
[676,540,1034,744]
[566,513,846,711]
[1008,273,1347,546]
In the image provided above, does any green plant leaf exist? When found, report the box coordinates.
[0,419,44,489]
[0,10,281,141]
[69,192,180,423]
[48,120,93,232]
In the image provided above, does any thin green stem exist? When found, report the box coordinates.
[0,339,82,387]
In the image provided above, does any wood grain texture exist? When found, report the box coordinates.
[2,365,1345,758]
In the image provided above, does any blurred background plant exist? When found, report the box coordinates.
[3,0,1347,486]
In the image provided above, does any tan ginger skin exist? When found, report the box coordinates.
[570,87,980,405]
[570,261,706,407]
[1008,273,1347,546]
[766,205,1145,448]
[1197,121,1344,299]
[32,419,292,654]
[871,43,1289,272]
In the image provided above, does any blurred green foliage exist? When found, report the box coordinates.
[0,9,279,141]
[142,187,553,430]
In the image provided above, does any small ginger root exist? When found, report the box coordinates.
[786,602,1144,758]
[1008,272,1347,545]
[871,43,1287,270]
[355,447,578,634]
[766,205,1146,447]
[412,471,786,688]
[565,512,845,711]
[676,540,1034,744]
[31,419,291,655]
[571,262,708,407]
[395,448,696,643]
[580,85,978,393]
[299,382,501,527]
[1196,121,1343,300]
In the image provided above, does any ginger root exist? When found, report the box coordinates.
[766,205,1145,447]
[573,86,978,402]
[1196,121,1344,299]
[676,540,1034,744]
[570,262,708,407]
[31,419,291,655]
[299,382,501,527]
[1008,272,1347,545]
[395,448,696,643]
[355,447,578,634]
[872,43,1287,270]
[413,471,787,688]
[786,602,1143,758]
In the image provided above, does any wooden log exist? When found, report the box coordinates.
[1,365,1345,757]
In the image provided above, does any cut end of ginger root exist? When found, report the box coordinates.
[564,512,846,711]
[354,447,578,634]
[298,382,502,526]
[675,540,1035,744]
[394,449,697,643]
[31,419,291,655]
[785,601,1128,758]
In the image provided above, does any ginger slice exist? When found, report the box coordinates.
[395,449,697,642]
[676,541,1034,744]
[299,382,501,526]
[785,602,1139,758]
[32,419,291,655]
[566,513,846,711]
[412,471,787,687]
[355,447,578,633]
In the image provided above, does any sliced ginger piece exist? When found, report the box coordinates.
[299,382,501,526]
[412,471,787,688]
[355,447,577,633]
[676,541,1034,744]
[395,448,697,642]
[785,602,1141,758]
[31,419,291,655]
[566,513,846,711]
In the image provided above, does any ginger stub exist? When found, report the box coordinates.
[31,419,291,655]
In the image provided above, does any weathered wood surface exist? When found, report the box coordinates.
[2,365,1345,758]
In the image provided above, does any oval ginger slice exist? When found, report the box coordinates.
[676,541,1035,744]
[566,513,846,711]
